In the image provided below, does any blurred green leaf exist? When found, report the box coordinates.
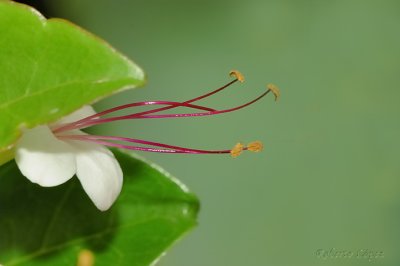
[0,148,14,167]
[0,1,145,150]
[0,149,199,266]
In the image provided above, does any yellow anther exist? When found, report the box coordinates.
[77,249,95,266]
[267,83,280,101]
[229,70,245,82]
[247,141,263,152]
[230,142,244,158]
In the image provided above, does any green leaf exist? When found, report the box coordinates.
[0,148,14,167]
[0,1,145,150]
[0,149,199,266]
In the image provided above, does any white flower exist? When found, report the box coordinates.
[15,106,123,211]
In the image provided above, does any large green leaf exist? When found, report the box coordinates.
[0,149,199,265]
[0,1,145,151]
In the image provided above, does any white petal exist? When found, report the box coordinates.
[69,140,123,211]
[15,126,76,187]
[51,105,96,127]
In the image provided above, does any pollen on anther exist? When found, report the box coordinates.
[230,142,244,158]
[229,70,245,83]
[247,141,263,152]
[267,84,280,101]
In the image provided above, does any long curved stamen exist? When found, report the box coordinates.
[134,77,240,117]
[59,134,236,154]
[60,87,271,131]
[138,84,279,119]
[53,101,216,133]
[55,71,243,132]
[105,73,242,118]
[59,134,262,157]
[137,89,270,119]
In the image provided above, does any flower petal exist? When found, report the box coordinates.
[69,140,123,211]
[51,105,96,127]
[15,126,76,187]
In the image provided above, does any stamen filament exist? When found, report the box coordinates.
[59,134,235,154]
[54,73,241,133]
[59,88,271,132]
[102,78,239,118]
[115,89,271,120]
[54,101,217,133]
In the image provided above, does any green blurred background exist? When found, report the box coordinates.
[32,0,400,265]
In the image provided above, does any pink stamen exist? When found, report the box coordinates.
[59,134,236,154]
[62,89,270,130]
[135,89,270,119]
[54,78,239,133]
[53,101,216,133]
[129,79,238,117]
